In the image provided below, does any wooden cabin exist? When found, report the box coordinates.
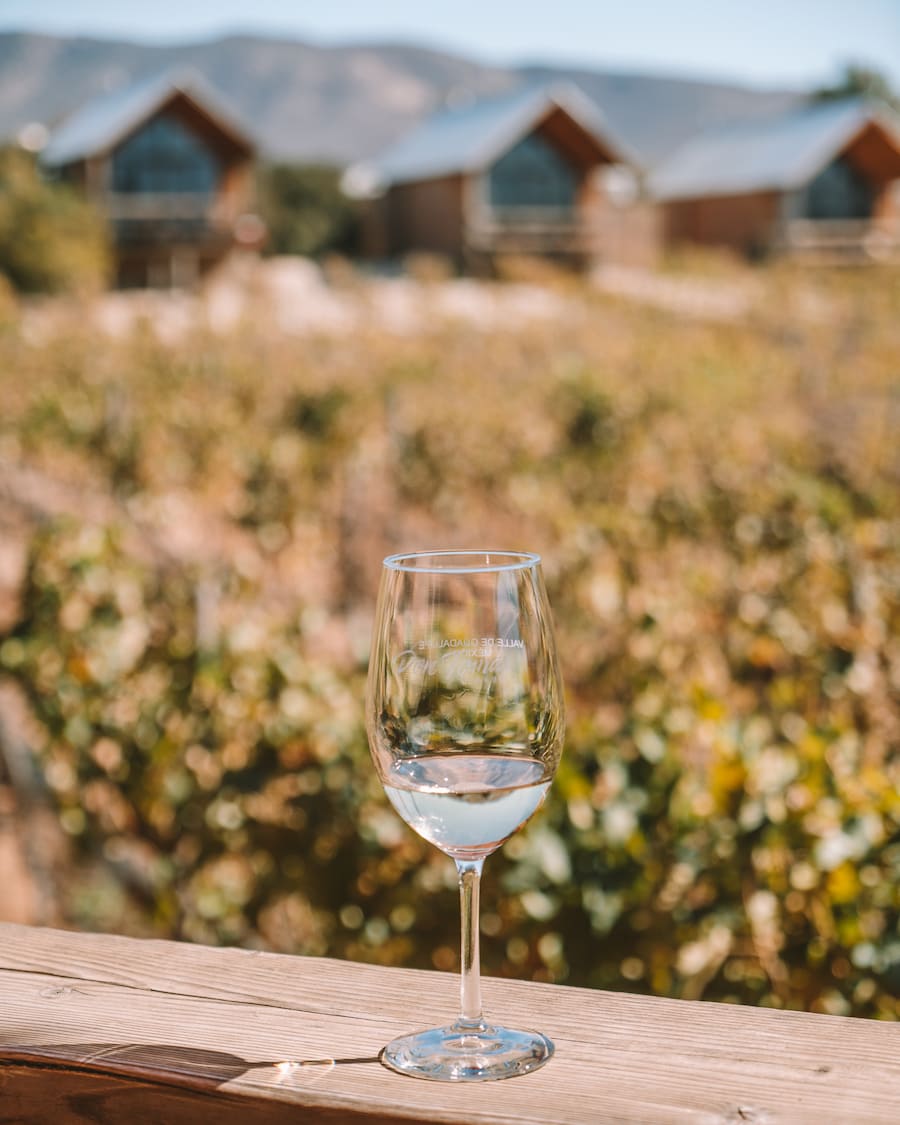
[648,98,900,262]
[344,85,657,271]
[40,72,261,288]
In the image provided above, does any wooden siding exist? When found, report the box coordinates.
[385,174,467,258]
[663,191,782,255]
[842,128,900,223]
[842,121,900,191]
[878,182,899,222]
[594,201,662,267]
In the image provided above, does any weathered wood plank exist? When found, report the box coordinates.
[0,923,897,1124]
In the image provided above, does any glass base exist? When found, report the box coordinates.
[381,1020,554,1082]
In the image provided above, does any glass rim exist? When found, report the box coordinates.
[383,550,542,574]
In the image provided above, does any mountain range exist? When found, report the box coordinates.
[0,31,806,168]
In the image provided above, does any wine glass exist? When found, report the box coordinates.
[366,550,565,1082]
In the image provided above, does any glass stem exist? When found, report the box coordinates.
[456,858,486,1029]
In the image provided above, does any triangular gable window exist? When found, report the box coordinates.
[488,132,576,212]
[803,155,873,220]
[112,113,219,195]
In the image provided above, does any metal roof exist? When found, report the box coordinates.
[648,97,900,202]
[40,69,255,168]
[344,82,635,195]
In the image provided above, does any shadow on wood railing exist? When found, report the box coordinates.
[2,1042,381,1087]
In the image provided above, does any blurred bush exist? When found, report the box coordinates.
[0,146,110,293]
[258,162,359,258]
[2,521,373,950]
[0,263,897,1019]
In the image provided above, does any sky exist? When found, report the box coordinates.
[1,0,899,92]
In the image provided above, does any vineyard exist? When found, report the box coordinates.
[0,257,897,1020]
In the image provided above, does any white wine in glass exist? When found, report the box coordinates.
[366,550,565,1082]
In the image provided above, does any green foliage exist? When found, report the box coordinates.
[813,65,900,113]
[0,264,898,1019]
[0,147,110,293]
[259,163,358,258]
[1,522,373,949]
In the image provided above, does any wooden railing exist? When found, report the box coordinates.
[1,923,898,1122]
[102,193,238,248]
[103,193,217,220]
[465,217,597,258]
[782,219,900,263]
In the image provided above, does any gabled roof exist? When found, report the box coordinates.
[344,82,635,196]
[648,97,900,202]
[40,69,255,168]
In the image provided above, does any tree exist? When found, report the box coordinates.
[813,64,900,113]
[258,163,359,258]
[0,147,110,293]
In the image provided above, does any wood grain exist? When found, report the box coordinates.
[0,922,897,1124]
